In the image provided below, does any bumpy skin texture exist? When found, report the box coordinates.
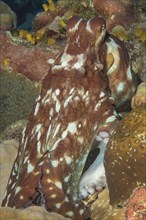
[104,106,146,206]
[125,187,146,220]
[2,16,137,219]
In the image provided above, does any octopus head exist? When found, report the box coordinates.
[66,16,106,56]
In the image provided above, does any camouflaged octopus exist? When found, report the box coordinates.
[2,16,137,219]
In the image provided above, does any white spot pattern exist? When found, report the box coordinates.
[27,163,34,173]
[106,38,120,75]
[52,160,59,167]
[55,181,62,189]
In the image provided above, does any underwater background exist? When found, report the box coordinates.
[2,0,58,30]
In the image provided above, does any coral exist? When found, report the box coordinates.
[32,11,66,44]
[111,25,128,42]
[0,70,40,133]
[42,0,57,13]
[0,32,61,82]
[57,0,96,19]
[0,139,19,203]
[125,187,146,220]
[104,106,146,205]
[0,1,17,30]
[0,119,27,142]
[126,32,146,81]
[131,82,146,108]
[135,25,146,43]
[32,11,56,32]
[18,30,36,45]
[0,206,71,220]
[93,0,137,32]
[91,189,125,220]
[32,0,138,45]
[29,1,74,45]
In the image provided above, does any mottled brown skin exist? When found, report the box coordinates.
[2,16,116,219]
[2,16,137,219]
[104,106,146,206]
[104,34,137,110]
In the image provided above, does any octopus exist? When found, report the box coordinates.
[2,16,137,219]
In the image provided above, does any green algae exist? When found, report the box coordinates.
[58,0,97,19]
[0,70,41,134]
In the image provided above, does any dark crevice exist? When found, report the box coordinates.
[82,146,100,174]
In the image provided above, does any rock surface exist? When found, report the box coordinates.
[91,189,125,220]
[0,71,40,133]
[0,32,61,82]
[0,139,19,203]
[104,106,146,205]
[131,82,146,108]
[0,1,17,30]
[93,0,136,31]
[125,187,146,220]
[0,206,71,220]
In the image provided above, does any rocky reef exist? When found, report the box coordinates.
[0,32,61,82]
[0,71,40,133]
[0,1,17,30]
[104,106,146,205]
[125,187,146,220]
[91,189,126,220]
[131,82,146,108]
[0,139,19,203]
[1,0,145,81]
[0,206,71,220]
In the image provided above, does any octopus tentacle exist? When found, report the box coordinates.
[79,111,118,199]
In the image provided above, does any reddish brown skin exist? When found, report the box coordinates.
[104,34,137,110]
[2,16,114,219]
[2,16,137,219]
